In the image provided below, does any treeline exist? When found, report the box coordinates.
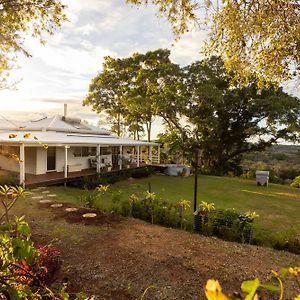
[84,50,300,176]
[241,144,300,183]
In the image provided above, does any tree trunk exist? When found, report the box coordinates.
[146,121,151,142]
[117,113,121,137]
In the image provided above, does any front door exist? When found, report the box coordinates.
[47,147,56,171]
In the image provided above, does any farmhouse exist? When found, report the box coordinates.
[0,107,160,187]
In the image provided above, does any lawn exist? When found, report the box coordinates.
[47,174,300,233]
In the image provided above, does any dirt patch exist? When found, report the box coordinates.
[38,202,122,226]
[13,198,300,299]
[55,222,299,299]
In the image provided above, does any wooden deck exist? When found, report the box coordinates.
[25,168,97,187]
[25,164,147,187]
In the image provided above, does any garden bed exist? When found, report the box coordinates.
[9,193,300,299]
[38,201,122,226]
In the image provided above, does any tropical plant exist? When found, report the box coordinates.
[0,216,93,299]
[144,191,157,223]
[177,199,191,229]
[205,266,300,300]
[129,193,139,217]
[0,185,29,223]
[199,201,216,214]
[96,184,110,194]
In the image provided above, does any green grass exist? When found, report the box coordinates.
[47,175,300,233]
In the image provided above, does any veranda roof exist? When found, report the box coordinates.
[0,131,158,147]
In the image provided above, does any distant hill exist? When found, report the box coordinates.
[241,144,300,181]
[243,144,300,164]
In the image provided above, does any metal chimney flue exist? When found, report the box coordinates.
[63,104,67,120]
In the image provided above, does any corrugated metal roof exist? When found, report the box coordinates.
[0,114,158,146]
[0,131,158,146]
[0,115,111,135]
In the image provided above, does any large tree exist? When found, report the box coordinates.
[84,56,133,137]
[84,49,179,141]
[158,56,300,175]
[0,0,66,89]
[126,0,300,86]
[124,49,180,141]
[84,55,141,137]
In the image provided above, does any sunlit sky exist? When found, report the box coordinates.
[0,0,206,135]
[0,0,299,138]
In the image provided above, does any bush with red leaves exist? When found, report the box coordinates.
[35,245,62,284]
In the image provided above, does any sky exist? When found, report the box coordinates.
[0,0,207,137]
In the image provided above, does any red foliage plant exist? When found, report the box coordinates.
[35,245,62,284]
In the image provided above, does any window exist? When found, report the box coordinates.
[73,147,82,157]
[89,147,96,156]
[73,147,97,157]
[101,147,112,155]
[82,147,89,157]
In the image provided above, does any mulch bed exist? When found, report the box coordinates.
[38,202,122,226]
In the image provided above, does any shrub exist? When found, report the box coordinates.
[0,217,84,298]
[240,169,256,179]
[35,245,62,284]
[194,204,257,244]
[111,192,181,228]
[271,229,300,254]
[79,190,98,208]
[291,175,300,188]
[0,173,19,186]
[131,167,153,178]
[278,168,299,180]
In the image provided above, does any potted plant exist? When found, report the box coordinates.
[106,163,112,172]
[122,157,131,169]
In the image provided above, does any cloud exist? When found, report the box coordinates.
[27,39,116,76]
[75,24,96,36]
[0,0,211,134]
[170,30,207,66]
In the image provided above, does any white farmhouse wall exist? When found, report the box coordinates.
[25,147,36,174]
[36,148,47,175]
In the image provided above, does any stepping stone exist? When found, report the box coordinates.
[82,213,97,218]
[32,196,44,200]
[42,191,50,194]
[50,204,63,208]
[65,207,78,212]
[48,194,57,197]
[32,187,46,191]
[39,199,52,204]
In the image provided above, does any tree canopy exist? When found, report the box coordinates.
[0,0,66,89]
[84,49,179,141]
[127,0,300,86]
[85,49,300,174]
[158,56,300,174]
